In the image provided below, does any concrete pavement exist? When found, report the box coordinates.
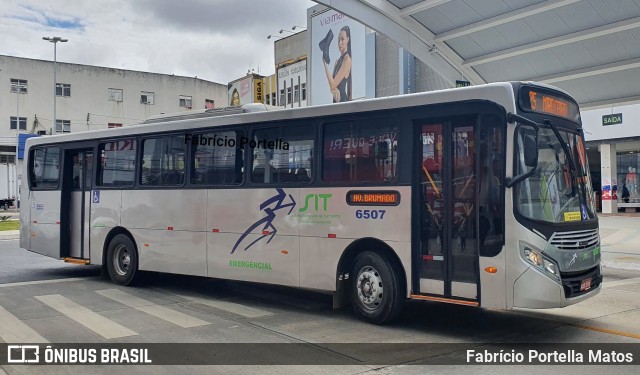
[598,214,640,271]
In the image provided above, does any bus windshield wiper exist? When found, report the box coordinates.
[544,119,577,173]
[543,119,580,197]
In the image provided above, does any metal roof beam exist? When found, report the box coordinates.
[435,0,580,41]
[332,0,486,84]
[398,0,452,17]
[580,94,640,109]
[463,16,640,67]
[533,57,640,84]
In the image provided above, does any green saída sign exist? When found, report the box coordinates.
[602,113,622,126]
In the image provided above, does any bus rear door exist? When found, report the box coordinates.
[61,147,94,261]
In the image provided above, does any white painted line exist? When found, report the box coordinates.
[602,260,640,272]
[603,276,640,288]
[150,288,272,318]
[34,294,137,339]
[601,229,635,245]
[0,305,48,343]
[96,289,209,328]
[0,277,89,288]
[191,299,272,318]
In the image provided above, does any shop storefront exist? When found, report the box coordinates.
[582,103,640,213]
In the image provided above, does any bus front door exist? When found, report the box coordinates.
[416,120,479,302]
[61,148,93,260]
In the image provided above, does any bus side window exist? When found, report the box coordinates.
[141,135,186,186]
[30,147,60,189]
[323,120,398,183]
[251,125,314,184]
[191,130,244,186]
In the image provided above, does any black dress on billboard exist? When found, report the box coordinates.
[332,52,350,103]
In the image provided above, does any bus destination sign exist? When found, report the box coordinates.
[520,88,580,122]
[346,191,400,206]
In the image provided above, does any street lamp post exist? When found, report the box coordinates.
[42,36,68,135]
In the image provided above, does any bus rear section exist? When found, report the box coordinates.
[21,145,93,264]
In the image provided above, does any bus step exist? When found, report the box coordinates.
[63,257,90,265]
[410,294,479,307]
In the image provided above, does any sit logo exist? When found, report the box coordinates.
[300,193,332,212]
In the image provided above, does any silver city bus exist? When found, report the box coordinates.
[21,82,601,324]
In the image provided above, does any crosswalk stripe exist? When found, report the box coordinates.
[0,305,48,343]
[0,277,88,289]
[601,229,634,245]
[96,289,209,328]
[190,299,272,318]
[34,294,137,339]
[150,288,273,318]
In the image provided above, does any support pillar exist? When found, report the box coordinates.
[600,143,617,214]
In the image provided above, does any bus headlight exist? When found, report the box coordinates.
[523,247,560,281]
[524,248,542,266]
[542,258,559,278]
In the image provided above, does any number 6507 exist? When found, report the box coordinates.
[355,210,386,219]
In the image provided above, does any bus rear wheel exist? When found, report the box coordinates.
[106,234,139,286]
[350,251,403,324]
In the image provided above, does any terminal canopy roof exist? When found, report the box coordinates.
[316,0,640,108]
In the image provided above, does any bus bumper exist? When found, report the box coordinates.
[513,267,601,309]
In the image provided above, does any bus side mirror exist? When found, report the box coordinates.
[505,125,538,188]
[524,134,538,168]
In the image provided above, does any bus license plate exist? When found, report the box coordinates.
[580,278,592,291]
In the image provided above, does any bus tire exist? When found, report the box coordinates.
[106,234,139,286]
[350,251,403,324]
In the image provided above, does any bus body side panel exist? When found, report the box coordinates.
[478,251,507,309]
[19,178,31,250]
[122,189,207,277]
[89,190,122,265]
[299,187,412,293]
[29,191,61,258]
[207,189,301,288]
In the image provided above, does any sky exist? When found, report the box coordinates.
[0,0,316,84]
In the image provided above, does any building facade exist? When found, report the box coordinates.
[583,103,640,213]
[0,54,228,205]
[274,30,308,108]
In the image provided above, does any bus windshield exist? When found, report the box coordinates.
[515,126,596,224]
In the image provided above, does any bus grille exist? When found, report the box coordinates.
[560,266,602,298]
[549,229,599,250]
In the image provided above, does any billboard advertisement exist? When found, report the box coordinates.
[228,77,252,106]
[310,9,366,105]
[277,59,307,107]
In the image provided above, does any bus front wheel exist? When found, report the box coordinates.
[106,234,139,286]
[350,251,403,324]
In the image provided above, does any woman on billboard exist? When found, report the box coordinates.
[230,88,241,106]
[321,26,352,103]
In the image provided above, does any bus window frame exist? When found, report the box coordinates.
[320,115,400,186]
[28,146,61,191]
[139,133,188,188]
[96,138,138,189]
[189,128,247,187]
[248,122,317,186]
